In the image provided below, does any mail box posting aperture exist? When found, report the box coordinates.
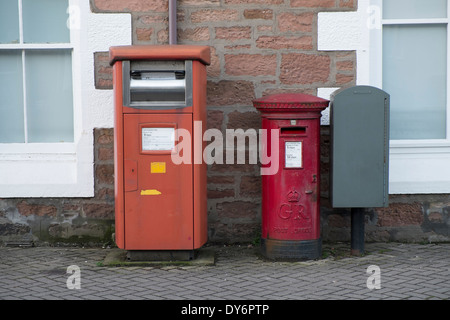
[253,93,329,260]
[110,45,210,255]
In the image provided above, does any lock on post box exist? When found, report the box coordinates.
[253,93,329,260]
[110,45,210,260]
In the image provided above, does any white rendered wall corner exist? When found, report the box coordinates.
[318,0,372,86]
[317,0,372,125]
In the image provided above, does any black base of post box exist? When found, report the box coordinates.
[126,250,195,261]
[260,238,322,261]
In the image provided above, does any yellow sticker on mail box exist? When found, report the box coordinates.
[141,189,161,196]
[151,162,166,173]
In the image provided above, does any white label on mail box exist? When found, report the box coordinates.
[142,127,175,151]
[285,141,302,168]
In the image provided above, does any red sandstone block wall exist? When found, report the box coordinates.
[1,1,448,246]
[91,0,357,242]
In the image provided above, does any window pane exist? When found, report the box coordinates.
[23,0,70,43]
[0,0,20,44]
[383,0,447,19]
[26,50,73,143]
[0,51,24,143]
[383,24,447,140]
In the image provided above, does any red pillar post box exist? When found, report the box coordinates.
[253,93,329,260]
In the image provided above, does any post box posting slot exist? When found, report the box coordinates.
[122,60,193,109]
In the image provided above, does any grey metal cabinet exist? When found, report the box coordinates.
[330,86,390,208]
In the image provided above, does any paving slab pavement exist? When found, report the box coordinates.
[0,242,449,305]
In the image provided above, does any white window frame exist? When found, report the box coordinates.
[370,0,450,194]
[0,0,75,145]
[0,0,131,197]
[318,0,450,194]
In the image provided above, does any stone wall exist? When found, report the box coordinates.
[321,195,450,243]
[91,0,357,244]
